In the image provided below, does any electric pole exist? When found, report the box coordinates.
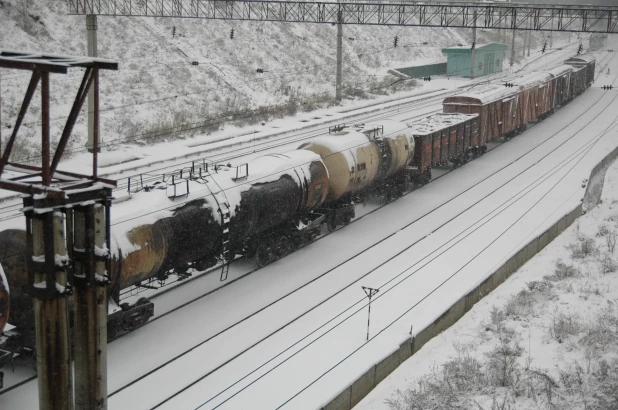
[471,8,477,78]
[527,19,532,57]
[362,286,379,341]
[29,206,74,410]
[336,9,343,101]
[510,27,516,66]
[86,14,98,152]
[73,201,110,410]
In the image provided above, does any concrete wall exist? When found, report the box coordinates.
[320,146,618,410]
[395,63,447,79]
[583,144,618,211]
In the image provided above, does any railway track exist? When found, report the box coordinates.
[0,46,608,396]
[97,63,618,407]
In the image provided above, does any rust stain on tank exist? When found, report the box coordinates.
[117,224,168,289]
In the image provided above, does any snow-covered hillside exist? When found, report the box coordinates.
[0,0,562,164]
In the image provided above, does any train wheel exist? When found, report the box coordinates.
[343,214,352,225]
[327,218,337,232]
[275,236,293,258]
[255,244,271,267]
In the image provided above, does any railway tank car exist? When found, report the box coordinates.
[0,150,331,338]
[300,120,415,228]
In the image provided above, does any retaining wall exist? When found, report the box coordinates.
[320,146,618,410]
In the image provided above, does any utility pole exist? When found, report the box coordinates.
[0,50,117,410]
[362,286,379,341]
[86,14,98,152]
[73,200,110,409]
[335,9,343,101]
[471,8,477,78]
[510,28,516,66]
[527,19,532,57]
[28,204,74,410]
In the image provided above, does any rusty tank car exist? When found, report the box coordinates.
[300,120,415,229]
[0,149,330,338]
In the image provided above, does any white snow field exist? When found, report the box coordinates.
[2,46,618,410]
[354,125,618,410]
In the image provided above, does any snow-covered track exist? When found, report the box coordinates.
[94,69,618,409]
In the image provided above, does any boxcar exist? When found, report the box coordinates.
[565,55,596,94]
[512,71,555,122]
[546,65,573,108]
[442,84,519,148]
[407,113,479,185]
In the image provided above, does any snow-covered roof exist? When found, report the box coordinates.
[407,113,478,136]
[445,70,558,105]
[442,42,508,54]
[444,83,518,105]
[515,71,554,88]
[564,55,596,65]
[544,64,573,78]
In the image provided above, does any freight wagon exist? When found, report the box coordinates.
[565,56,596,97]
[407,113,479,186]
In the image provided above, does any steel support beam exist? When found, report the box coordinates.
[0,71,40,176]
[68,1,618,33]
[51,67,94,176]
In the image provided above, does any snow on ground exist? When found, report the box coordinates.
[2,44,617,409]
[354,144,618,410]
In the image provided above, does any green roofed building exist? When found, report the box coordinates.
[442,43,508,78]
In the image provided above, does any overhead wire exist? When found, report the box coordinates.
[205,91,618,410]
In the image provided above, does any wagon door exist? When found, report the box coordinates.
[449,126,457,160]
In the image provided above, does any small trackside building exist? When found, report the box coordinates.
[442,43,508,78]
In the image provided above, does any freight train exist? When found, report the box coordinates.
[0,56,596,378]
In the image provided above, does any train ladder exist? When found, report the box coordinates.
[371,129,390,177]
[219,202,231,282]
[209,176,232,282]
[201,173,232,281]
